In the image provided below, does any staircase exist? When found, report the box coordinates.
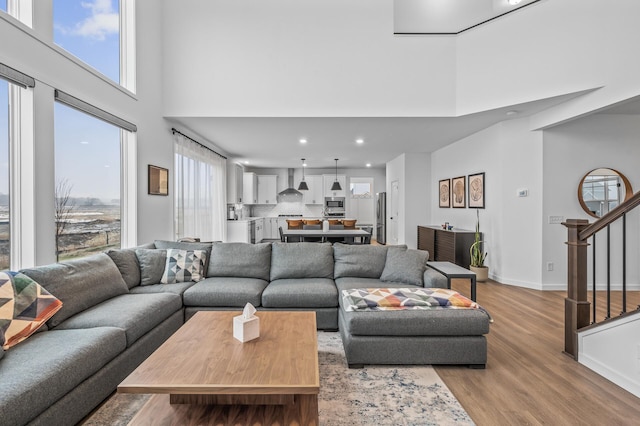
[564,191,640,397]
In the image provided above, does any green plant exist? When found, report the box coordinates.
[470,209,487,268]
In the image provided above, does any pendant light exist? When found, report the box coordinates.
[297,158,309,190]
[331,158,342,191]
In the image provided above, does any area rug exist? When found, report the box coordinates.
[82,332,474,426]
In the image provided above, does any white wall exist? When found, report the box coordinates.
[542,114,640,289]
[385,153,430,249]
[430,118,543,288]
[457,0,640,127]
[162,0,456,117]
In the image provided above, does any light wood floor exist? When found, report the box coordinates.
[436,279,640,426]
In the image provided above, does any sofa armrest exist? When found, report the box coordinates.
[423,268,448,288]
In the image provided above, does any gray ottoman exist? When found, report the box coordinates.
[338,298,491,368]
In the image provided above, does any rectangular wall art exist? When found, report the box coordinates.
[452,176,466,208]
[468,172,485,208]
[439,178,451,208]
[148,165,169,195]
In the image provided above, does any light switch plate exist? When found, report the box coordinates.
[548,215,564,224]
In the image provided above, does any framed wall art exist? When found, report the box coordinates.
[148,165,169,195]
[452,176,466,208]
[439,178,451,208]
[468,172,485,208]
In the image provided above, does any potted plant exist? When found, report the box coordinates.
[469,209,488,281]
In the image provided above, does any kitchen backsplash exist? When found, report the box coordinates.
[251,203,323,217]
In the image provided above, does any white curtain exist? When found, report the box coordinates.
[174,132,227,242]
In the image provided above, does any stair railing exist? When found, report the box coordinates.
[563,191,640,359]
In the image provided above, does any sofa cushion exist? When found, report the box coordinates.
[129,281,196,296]
[161,249,207,283]
[333,243,391,279]
[270,242,334,280]
[207,242,272,280]
[0,327,126,426]
[106,248,141,289]
[183,277,269,307]
[153,240,213,274]
[380,248,428,286]
[135,249,167,286]
[340,306,491,337]
[54,293,181,347]
[262,278,338,308]
[0,271,63,350]
[20,253,129,328]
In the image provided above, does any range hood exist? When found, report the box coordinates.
[277,169,303,202]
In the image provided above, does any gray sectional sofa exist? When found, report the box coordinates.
[0,240,490,426]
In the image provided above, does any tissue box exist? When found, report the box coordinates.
[233,314,260,342]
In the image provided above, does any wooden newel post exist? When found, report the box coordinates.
[563,219,591,359]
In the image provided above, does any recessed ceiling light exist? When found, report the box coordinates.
[299,138,307,144]
[366,163,372,168]
[507,0,522,5]
[356,139,364,145]
[244,161,250,164]
[80,141,89,145]
[506,110,518,116]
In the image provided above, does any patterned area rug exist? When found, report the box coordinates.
[82,332,474,426]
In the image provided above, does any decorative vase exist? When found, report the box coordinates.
[470,265,489,282]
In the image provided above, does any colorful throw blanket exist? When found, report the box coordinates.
[342,288,482,312]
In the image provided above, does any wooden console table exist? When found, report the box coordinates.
[417,226,479,268]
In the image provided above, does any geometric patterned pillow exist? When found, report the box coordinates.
[0,271,63,350]
[160,249,207,284]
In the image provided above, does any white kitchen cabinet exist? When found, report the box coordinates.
[323,174,347,198]
[303,175,324,204]
[263,217,279,240]
[243,172,258,204]
[226,162,244,204]
[255,218,264,243]
[226,221,250,243]
[257,175,278,204]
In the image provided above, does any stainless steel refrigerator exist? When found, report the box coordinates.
[376,192,387,245]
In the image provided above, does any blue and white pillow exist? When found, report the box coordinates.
[161,249,207,283]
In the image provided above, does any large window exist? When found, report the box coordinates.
[0,0,7,12]
[0,81,8,269]
[54,102,121,261]
[174,132,227,242]
[53,0,120,83]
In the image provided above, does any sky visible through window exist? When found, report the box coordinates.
[55,102,120,202]
[0,1,7,12]
[53,0,120,83]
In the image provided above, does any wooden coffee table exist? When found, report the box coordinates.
[118,311,319,425]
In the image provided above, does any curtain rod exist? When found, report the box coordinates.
[171,128,227,160]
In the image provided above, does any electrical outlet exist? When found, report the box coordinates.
[548,215,564,224]
[517,188,529,197]
[547,262,554,271]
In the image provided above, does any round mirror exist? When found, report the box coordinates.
[578,168,633,218]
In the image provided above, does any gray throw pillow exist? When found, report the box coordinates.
[380,248,429,286]
[106,248,141,289]
[207,242,272,280]
[135,249,167,286]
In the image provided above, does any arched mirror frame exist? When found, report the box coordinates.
[578,168,633,218]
